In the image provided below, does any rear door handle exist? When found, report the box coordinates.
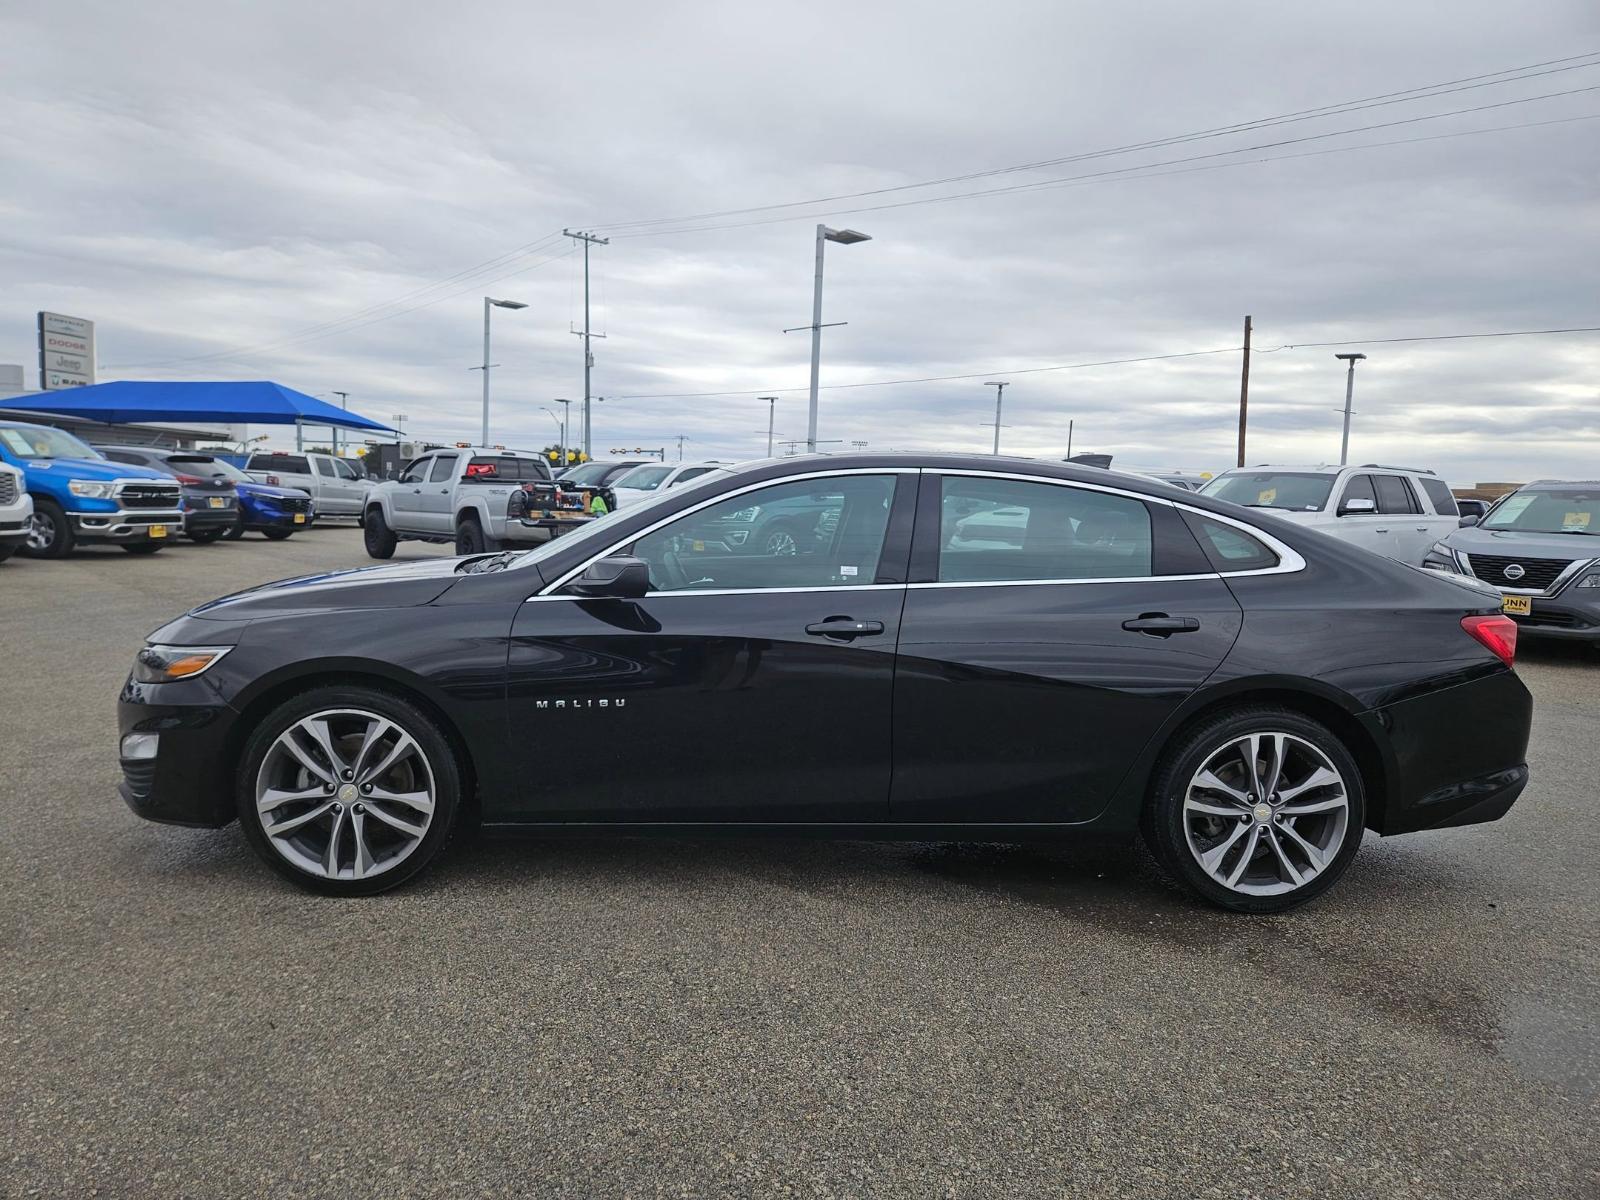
[805,617,885,641]
[1122,614,1200,636]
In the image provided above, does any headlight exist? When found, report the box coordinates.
[69,480,117,499]
[728,506,759,522]
[134,644,232,683]
[1424,541,1462,568]
[1578,573,1600,589]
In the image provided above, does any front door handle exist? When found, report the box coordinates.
[805,617,885,641]
[1374,527,1389,534]
[1122,614,1200,636]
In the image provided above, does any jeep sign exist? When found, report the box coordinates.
[37,312,95,389]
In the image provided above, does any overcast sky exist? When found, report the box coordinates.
[3,1,1597,484]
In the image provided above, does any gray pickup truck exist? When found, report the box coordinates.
[362,446,600,558]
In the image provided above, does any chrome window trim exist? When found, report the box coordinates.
[524,583,905,603]
[534,467,919,597]
[530,464,1306,599]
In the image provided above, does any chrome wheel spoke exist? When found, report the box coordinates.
[1260,733,1287,798]
[1185,797,1244,819]
[1192,768,1249,805]
[1224,825,1262,886]
[1278,766,1340,803]
[1280,795,1346,817]
[1277,819,1330,872]
[255,707,436,881]
[1198,821,1250,873]
[1265,826,1305,886]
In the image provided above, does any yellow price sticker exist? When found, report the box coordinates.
[1257,488,1277,505]
[1563,512,1591,529]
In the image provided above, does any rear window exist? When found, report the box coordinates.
[1418,476,1459,516]
[248,454,310,474]
[464,455,551,482]
[1200,472,1334,512]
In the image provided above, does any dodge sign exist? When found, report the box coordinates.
[38,312,95,389]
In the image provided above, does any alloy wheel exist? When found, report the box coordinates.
[254,708,436,881]
[25,512,55,552]
[765,529,798,556]
[1182,732,1350,896]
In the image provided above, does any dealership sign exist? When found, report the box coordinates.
[38,312,96,389]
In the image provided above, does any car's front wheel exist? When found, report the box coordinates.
[237,687,462,896]
[21,498,73,558]
[1142,706,1364,913]
[363,507,397,559]
[188,526,228,544]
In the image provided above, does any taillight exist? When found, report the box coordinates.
[1462,614,1518,667]
[174,473,204,485]
[266,475,280,485]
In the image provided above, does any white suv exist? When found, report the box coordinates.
[1199,464,1461,566]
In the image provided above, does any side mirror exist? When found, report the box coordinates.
[1459,514,1480,527]
[1339,498,1376,516]
[569,555,651,598]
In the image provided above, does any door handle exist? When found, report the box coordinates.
[1122,614,1200,636]
[805,617,885,640]
[1374,527,1389,534]
[1415,526,1428,532]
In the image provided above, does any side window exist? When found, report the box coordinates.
[398,457,430,484]
[937,477,1152,582]
[334,458,363,481]
[428,454,458,483]
[1339,474,1376,512]
[1184,513,1280,573]
[1373,474,1419,514]
[674,467,714,485]
[1418,476,1459,516]
[629,474,898,593]
[102,450,141,465]
[314,458,336,477]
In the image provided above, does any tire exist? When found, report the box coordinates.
[1140,705,1365,914]
[223,522,246,540]
[363,507,397,559]
[121,541,165,554]
[20,497,74,558]
[236,687,463,897]
[187,526,228,544]
[262,528,295,541]
[454,515,487,555]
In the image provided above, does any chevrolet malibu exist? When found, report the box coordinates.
[118,454,1532,912]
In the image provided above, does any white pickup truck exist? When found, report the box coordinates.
[1199,463,1462,565]
[0,461,33,563]
[362,445,603,558]
[244,451,370,518]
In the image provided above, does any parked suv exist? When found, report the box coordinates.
[1424,479,1600,642]
[1200,463,1458,565]
[244,451,369,517]
[95,446,240,544]
[364,447,579,558]
[0,421,183,557]
[0,461,32,563]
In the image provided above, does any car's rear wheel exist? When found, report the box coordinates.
[21,498,73,558]
[261,528,294,541]
[455,514,487,555]
[238,688,462,896]
[222,521,246,540]
[1141,706,1364,913]
[363,507,397,558]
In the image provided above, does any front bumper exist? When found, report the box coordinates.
[118,684,239,827]
[0,515,29,544]
[183,505,239,531]
[71,507,187,542]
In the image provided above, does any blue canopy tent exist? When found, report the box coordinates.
[0,380,395,449]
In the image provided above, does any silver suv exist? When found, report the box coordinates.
[1424,480,1600,643]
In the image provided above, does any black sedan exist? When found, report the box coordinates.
[117,454,1531,911]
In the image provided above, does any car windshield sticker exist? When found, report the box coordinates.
[0,429,38,456]
[1493,495,1537,523]
[1257,488,1277,505]
[1563,511,1591,529]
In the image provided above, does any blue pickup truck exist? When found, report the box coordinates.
[0,420,186,557]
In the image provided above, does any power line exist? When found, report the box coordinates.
[596,52,1600,234]
[612,86,1600,239]
[609,325,1599,400]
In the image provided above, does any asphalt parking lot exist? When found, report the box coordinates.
[2,526,1596,1199]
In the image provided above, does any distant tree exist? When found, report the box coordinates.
[304,445,334,455]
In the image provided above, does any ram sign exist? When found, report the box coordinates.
[38,312,95,389]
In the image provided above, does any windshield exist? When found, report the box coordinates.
[508,468,734,571]
[0,425,100,460]
[1201,471,1335,512]
[1482,488,1600,535]
[615,465,673,490]
[559,462,614,486]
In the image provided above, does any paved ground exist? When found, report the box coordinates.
[1,526,1595,1199]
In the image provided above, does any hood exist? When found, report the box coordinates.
[189,556,466,621]
[1441,524,1600,562]
[19,456,169,483]
[236,481,313,500]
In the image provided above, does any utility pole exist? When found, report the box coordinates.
[759,396,779,457]
[564,229,609,457]
[550,398,572,469]
[1336,352,1367,465]
[1236,315,1252,467]
[674,434,688,461]
[1066,419,1074,459]
[984,381,1008,455]
[331,390,349,455]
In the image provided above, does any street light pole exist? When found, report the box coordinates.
[759,396,779,457]
[1336,352,1367,465]
[331,390,349,455]
[984,381,1008,455]
[805,225,871,453]
[479,296,528,446]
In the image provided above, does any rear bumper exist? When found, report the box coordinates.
[1362,667,1534,835]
